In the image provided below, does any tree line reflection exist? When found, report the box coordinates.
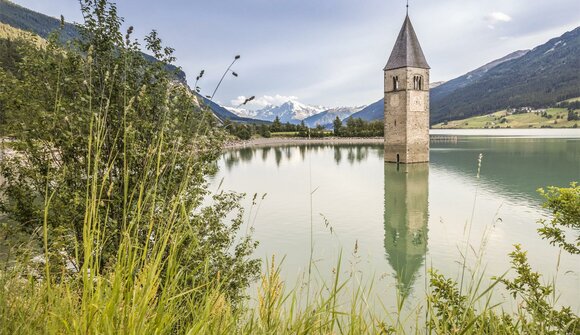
[222,144,385,170]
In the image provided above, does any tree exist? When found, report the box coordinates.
[297,120,308,137]
[258,124,271,138]
[271,116,282,132]
[333,116,342,136]
[537,183,579,254]
[311,125,326,138]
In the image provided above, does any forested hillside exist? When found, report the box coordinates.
[0,0,187,82]
[431,27,580,124]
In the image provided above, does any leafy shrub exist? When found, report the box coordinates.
[0,0,259,302]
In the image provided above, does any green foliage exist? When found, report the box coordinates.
[308,125,326,138]
[537,183,580,254]
[0,37,23,74]
[271,116,282,132]
[0,0,258,302]
[224,119,271,139]
[428,245,579,334]
[499,245,579,333]
[333,116,342,135]
[297,120,308,137]
[428,270,473,333]
[340,118,384,137]
[559,100,580,111]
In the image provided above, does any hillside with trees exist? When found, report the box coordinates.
[431,27,580,124]
[0,0,187,82]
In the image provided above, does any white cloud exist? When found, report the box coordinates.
[230,94,299,109]
[487,12,512,23]
[485,11,512,29]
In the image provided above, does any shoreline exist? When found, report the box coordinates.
[224,137,384,149]
[224,128,580,149]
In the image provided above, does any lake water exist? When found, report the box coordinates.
[211,130,580,311]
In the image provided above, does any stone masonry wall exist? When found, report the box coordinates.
[384,67,430,163]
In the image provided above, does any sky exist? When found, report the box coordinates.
[11,0,580,110]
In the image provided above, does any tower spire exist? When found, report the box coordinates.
[384,14,430,70]
[406,0,409,15]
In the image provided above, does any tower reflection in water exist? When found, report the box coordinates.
[384,163,429,297]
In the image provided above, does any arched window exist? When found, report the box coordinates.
[413,75,424,90]
[393,76,399,91]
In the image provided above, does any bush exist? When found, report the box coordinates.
[0,0,258,302]
[537,183,579,254]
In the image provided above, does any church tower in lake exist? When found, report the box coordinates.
[384,13,430,163]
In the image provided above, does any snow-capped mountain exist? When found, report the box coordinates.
[303,106,366,128]
[225,107,258,119]
[228,100,326,124]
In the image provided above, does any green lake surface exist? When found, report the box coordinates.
[211,129,580,311]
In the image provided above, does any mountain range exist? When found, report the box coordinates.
[2,0,578,127]
[229,101,326,124]
[302,106,366,127]
[228,102,364,127]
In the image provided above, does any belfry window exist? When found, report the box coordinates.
[413,75,423,90]
[393,76,399,91]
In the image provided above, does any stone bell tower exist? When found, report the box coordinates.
[384,14,430,163]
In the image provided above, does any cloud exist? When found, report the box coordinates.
[487,12,512,23]
[485,11,512,29]
[230,94,299,109]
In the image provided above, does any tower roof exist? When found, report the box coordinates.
[384,15,430,71]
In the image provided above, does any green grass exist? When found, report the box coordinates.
[562,96,580,103]
[433,108,579,129]
[270,131,299,137]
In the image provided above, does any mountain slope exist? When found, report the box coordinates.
[431,27,580,124]
[302,106,364,127]
[200,97,270,124]
[0,0,186,82]
[430,50,528,103]
[344,99,384,122]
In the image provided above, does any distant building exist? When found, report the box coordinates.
[384,14,430,163]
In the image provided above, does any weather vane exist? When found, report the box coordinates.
[406,0,409,15]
